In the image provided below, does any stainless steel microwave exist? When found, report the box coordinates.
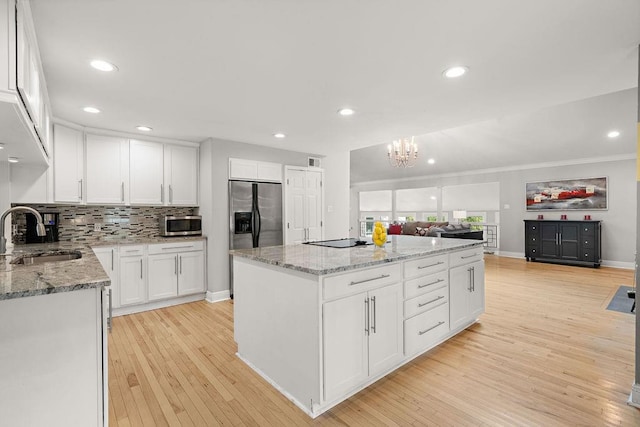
[160,215,202,237]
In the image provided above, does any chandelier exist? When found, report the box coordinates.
[387,137,418,167]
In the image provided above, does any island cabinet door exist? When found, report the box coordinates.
[450,261,485,331]
[323,292,369,401]
[148,254,178,300]
[367,283,404,377]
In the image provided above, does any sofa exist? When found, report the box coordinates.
[391,221,484,240]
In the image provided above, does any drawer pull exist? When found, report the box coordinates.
[418,295,445,307]
[419,321,445,335]
[349,274,390,286]
[461,253,479,259]
[418,278,444,289]
[417,261,444,270]
[162,245,194,250]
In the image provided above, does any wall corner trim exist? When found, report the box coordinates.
[206,290,231,303]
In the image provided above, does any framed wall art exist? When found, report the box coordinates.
[525,177,608,211]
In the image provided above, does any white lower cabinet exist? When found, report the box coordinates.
[449,260,485,331]
[119,249,146,307]
[323,282,403,402]
[177,250,205,295]
[100,241,207,314]
[148,253,179,300]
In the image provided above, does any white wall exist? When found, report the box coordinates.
[351,157,636,267]
[200,138,350,297]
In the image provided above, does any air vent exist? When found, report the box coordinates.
[308,157,321,168]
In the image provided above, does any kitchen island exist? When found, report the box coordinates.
[231,236,485,417]
[0,243,110,427]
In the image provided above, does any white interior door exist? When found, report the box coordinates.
[285,168,307,244]
[305,170,323,241]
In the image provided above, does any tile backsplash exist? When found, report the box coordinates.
[10,204,198,245]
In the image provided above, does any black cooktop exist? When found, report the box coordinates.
[304,238,371,248]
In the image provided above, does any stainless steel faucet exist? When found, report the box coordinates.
[0,206,46,254]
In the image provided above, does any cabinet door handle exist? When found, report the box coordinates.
[78,179,83,200]
[140,259,143,279]
[364,298,370,335]
[107,289,113,332]
[468,268,473,291]
[169,185,173,204]
[349,274,390,286]
[371,296,376,334]
[174,256,178,275]
[559,233,562,244]
[471,266,475,292]
[419,321,445,335]
[418,261,444,270]
[111,249,114,271]
[121,182,125,202]
[160,184,164,203]
[418,295,445,307]
[418,278,444,289]
[179,255,182,275]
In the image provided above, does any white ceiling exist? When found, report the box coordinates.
[30,0,639,164]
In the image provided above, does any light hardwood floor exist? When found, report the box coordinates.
[109,255,640,426]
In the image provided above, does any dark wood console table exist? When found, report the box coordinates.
[524,220,601,267]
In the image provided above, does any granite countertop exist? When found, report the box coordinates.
[89,235,207,246]
[0,242,110,301]
[0,235,207,301]
[230,235,483,275]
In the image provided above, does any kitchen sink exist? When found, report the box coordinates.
[11,250,82,265]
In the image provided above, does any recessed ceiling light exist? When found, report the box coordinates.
[0,143,4,150]
[430,196,437,200]
[136,126,152,132]
[90,59,118,72]
[83,106,101,114]
[338,108,355,116]
[427,158,435,164]
[607,130,620,138]
[273,133,286,139]
[443,66,469,79]
[8,157,19,163]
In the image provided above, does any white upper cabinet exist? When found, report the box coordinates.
[53,124,84,203]
[229,158,282,183]
[0,0,50,164]
[129,139,164,205]
[164,144,198,206]
[85,134,129,204]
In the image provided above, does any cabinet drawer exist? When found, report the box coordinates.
[148,240,204,254]
[449,247,484,267]
[581,224,596,235]
[119,245,145,257]
[582,237,595,249]
[581,249,596,262]
[404,270,448,300]
[323,263,402,300]
[404,285,448,319]
[404,254,448,279]
[404,302,449,356]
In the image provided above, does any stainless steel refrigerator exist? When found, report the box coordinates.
[229,180,283,295]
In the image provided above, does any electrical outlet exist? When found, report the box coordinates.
[94,223,101,232]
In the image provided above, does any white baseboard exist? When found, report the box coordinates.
[601,260,635,270]
[495,251,524,259]
[628,383,640,408]
[206,290,231,303]
[487,252,634,270]
[113,293,205,317]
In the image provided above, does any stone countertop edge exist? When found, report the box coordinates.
[230,237,484,276]
[0,236,207,301]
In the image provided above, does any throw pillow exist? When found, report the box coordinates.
[415,226,428,236]
[388,224,402,235]
[445,224,456,231]
[454,224,463,230]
